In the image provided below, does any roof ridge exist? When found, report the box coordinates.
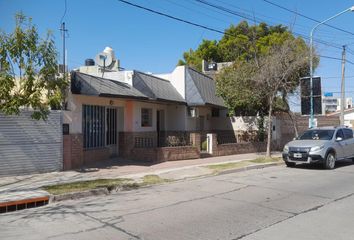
[133,70,171,83]
[186,66,215,81]
[74,71,131,88]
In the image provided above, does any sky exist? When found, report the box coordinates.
[2,0,354,109]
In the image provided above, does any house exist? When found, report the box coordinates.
[63,47,227,169]
[326,108,354,127]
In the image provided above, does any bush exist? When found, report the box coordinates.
[201,140,208,151]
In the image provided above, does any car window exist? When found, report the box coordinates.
[299,130,334,140]
[336,129,344,139]
[343,128,353,139]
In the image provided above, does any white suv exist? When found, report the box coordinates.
[282,126,354,169]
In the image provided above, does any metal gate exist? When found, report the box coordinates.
[0,111,62,176]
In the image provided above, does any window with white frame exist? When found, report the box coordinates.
[141,108,152,127]
[187,107,197,117]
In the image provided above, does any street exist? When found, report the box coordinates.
[2,161,354,240]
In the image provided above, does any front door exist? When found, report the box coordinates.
[156,110,165,147]
[106,108,118,157]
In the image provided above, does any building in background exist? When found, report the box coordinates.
[201,60,232,79]
[322,92,352,114]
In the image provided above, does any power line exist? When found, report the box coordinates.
[261,0,354,36]
[59,0,67,26]
[194,0,343,50]
[117,0,225,35]
[322,75,354,79]
[318,55,354,65]
[117,0,344,52]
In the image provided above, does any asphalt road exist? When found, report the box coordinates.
[2,161,354,240]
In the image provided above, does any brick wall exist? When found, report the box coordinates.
[119,132,157,158]
[63,134,83,170]
[275,114,340,148]
[157,147,199,161]
[83,148,111,165]
[214,142,268,157]
[128,146,200,163]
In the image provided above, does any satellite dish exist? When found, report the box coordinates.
[95,52,113,67]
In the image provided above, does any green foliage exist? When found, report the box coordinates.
[216,59,267,116]
[0,13,68,120]
[201,140,207,151]
[179,21,289,71]
[181,40,221,70]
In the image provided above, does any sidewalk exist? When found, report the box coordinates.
[0,152,281,210]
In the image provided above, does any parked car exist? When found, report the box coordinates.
[282,126,354,169]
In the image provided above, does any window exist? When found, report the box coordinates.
[211,108,220,117]
[336,129,344,139]
[83,105,105,149]
[187,107,197,117]
[343,128,353,139]
[141,108,152,127]
[299,130,335,140]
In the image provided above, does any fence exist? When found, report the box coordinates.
[0,111,62,176]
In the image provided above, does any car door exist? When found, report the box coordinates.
[334,129,346,159]
[342,128,354,158]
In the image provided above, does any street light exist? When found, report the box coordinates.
[309,6,354,128]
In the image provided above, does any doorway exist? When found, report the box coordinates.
[156,110,165,147]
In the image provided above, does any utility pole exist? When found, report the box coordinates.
[60,22,68,110]
[340,45,346,126]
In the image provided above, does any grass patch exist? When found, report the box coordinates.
[43,178,133,195]
[207,157,281,172]
[43,175,173,195]
[249,157,281,164]
[141,175,172,186]
[207,161,252,172]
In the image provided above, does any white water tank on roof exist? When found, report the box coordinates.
[103,46,115,60]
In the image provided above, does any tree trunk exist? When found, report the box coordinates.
[287,110,298,137]
[266,97,273,157]
[284,99,298,137]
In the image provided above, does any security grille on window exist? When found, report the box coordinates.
[141,108,152,127]
[211,108,220,117]
[106,108,117,145]
[83,105,105,149]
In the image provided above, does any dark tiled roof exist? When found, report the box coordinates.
[71,71,148,100]
[133,71,185,104]
[185,67,225,108]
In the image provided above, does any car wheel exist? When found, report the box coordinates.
[324,152,336,169]
[285,161,296,167]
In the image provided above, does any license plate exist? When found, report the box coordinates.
[294,153,302,158]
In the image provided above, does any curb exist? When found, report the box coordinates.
[217,161,284,176]
[50,188,110,203]
[50,162,284,203]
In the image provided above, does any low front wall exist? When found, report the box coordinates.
[83,148,111,165]
[157,146,200,161]
[63,134,83,170]
[213,142,268,157]
[129,146,200,163]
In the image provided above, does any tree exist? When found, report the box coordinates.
[178,39,221,70]
[252,39,309,156]
[0,13,67,120]
[178,21,288,71]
